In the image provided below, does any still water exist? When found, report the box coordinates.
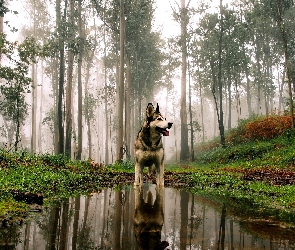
[1,184,295,250]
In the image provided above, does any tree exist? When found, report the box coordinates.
[76,0,83,160]
[0,35,41,150]
[271,0,295,127]
[215,0,225,146]
[116,0,124,161]
[179,0,190,160]
[65,0,75,157]
[56,0,67,155]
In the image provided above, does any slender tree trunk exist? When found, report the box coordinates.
[65,0,74,158]
[255,35,262,114]
[31,3,37,153]
[279,68,285,112]
[275,0,294,128]
[85,64,92,159]
[77,0,83,159]
[125,54,131,159]
[31,63,37,153]
[104,92,109,164]
[102,4,109,164]
[180,0,189,161]
[188,60,194,161]
[57,0,67,155]
[197,65,205,143]
[218,0,225,146]
[245,62,252,116]
[116,0,125,161]
[38,60,44,152]
[227,69,232,130]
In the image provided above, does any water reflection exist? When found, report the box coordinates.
[0,184,295,249]
[134,185,167,250]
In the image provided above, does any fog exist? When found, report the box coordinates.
[0,0,292,163]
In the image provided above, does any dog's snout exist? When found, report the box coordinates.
[168,122,173,129]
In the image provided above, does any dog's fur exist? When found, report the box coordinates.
[134,103,172,186]
[133,185,169,250]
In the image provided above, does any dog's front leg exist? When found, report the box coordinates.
[156,162,164,186]
[134,161,140,186]
[159,162,164,186]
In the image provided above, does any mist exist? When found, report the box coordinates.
[0,0,293,163]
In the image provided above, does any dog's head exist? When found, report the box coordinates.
[146,103,173,136]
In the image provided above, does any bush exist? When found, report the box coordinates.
[242,114,293,141]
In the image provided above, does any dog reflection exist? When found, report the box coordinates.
[133,185,169,250]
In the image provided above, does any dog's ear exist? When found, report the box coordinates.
[146,103,155,121]
[156,103,160,113]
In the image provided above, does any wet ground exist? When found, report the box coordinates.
[1,184,295,250]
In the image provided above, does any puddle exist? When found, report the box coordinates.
[1,184,295,249]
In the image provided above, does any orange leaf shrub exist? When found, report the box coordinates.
[242,115,293,141]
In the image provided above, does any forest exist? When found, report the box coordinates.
[0,0,294,164]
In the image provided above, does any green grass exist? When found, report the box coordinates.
[0,150,106,218]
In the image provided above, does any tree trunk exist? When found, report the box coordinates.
[275,0,294,128]
[85,60,92,160]
[116,0,125,161]
[188,60,194,161]
[227,68,232,130]
[31,63,37,153]
[125,54,131,159]
[103,5,109,165]
[244,50,252,116]
[65,0,74,158]
[217,0,225,146]
[38,60,44,152]
[57,0,67,155]
[77,0,83,159]
[278,67,285,111]
[180,0,189,161]
[31,4,37,153]
[255,35,262,114]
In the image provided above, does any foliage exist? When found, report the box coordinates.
[0,149,103,217]
[107,159,134,172]
[225,114,261,144]
[242,114,293,141]
[0,34,42,150]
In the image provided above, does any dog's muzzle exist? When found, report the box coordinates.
[168,122,173,129]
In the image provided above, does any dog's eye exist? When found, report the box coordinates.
[157,117,162,121]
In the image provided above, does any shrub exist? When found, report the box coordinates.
[242,114,293,141]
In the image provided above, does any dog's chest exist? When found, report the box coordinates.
[135,148,164,165]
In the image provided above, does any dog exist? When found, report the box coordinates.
[133,185,169,250]
[134,103,172,186]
